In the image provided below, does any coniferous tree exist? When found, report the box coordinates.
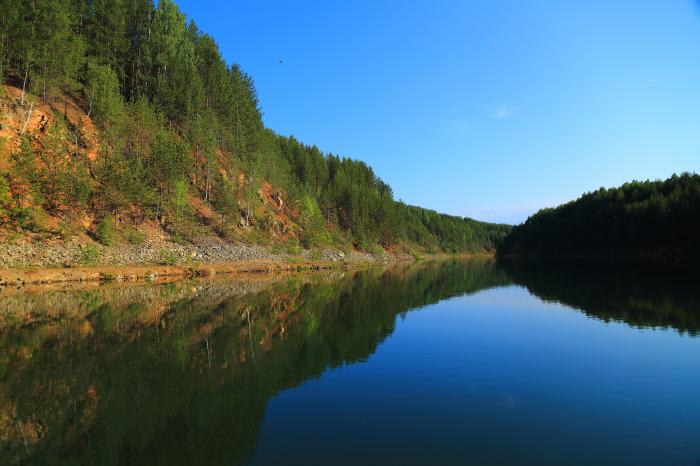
[32,0,85,102]
[0,0,512,253]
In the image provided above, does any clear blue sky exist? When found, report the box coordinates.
[176,0,700,224]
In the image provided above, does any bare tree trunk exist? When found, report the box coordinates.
[20,102,34,135]
[17,419,29,453]
[87,86,93,117]
[20,61,29,106]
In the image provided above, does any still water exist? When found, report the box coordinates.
[1,260,698,465]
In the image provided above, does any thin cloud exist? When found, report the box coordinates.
[490,102,514,120]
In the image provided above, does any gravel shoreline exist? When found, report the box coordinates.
[0,236,391,269]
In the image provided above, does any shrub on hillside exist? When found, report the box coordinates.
[125,227,146,244]
[95,216,115,245]
[81,244,100,264]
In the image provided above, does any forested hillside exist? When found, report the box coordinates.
[0,0,508,254]
[498,173,700,259]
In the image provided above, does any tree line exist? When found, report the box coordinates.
[498,173,700,258]
[0,0,508,252]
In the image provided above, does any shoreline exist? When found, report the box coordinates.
[0,252,495,287]
[0,258,370,287]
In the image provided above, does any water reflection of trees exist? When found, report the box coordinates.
[2,259,697,464]
[0,260,509,465]
[504,260,700,336]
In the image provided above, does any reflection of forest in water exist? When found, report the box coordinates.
[502,260,700,336]
[0,259,697,464]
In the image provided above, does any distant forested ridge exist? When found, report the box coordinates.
[0,0,508,253]
[498,173,700,259]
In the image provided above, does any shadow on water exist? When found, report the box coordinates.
[0,258,697,464]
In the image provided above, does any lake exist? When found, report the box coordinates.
[1,260,698,465]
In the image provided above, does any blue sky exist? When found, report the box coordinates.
[176,0,700,224]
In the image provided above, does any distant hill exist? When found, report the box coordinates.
[498,173,700,261]
[0,0,508,256]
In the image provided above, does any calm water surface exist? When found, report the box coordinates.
[1,260,698,465]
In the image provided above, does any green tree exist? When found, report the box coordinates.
[213,173,238,231]
[0,0,513,253]
[85,60,124,129]
[31,0,85,102]
[186,110,217,201]
[150,0,197,118]
[299,195,329,248]
[83,0,128,80]
[123,0,155,99]
[0,172,13,220]
[170,178,190,223]
[11,137,40,209]
[95,215,115,245]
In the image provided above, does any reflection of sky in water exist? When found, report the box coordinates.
[249,286,700,466]
[3,261,698,466]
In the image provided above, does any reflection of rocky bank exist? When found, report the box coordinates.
[0,260,509,465]
[0,273,335,330]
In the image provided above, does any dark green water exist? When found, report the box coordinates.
[0,260,698,465]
